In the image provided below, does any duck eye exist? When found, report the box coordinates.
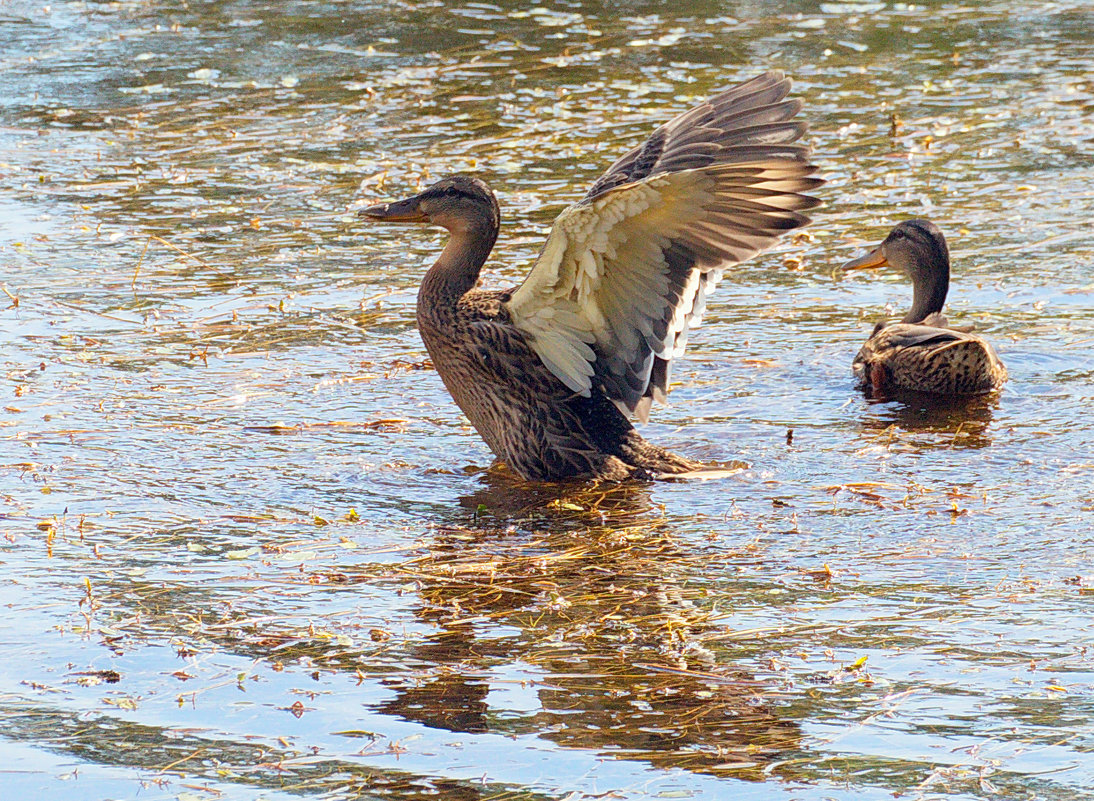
[444,186,459,197]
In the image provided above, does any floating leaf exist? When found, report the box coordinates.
[225,547,259,560]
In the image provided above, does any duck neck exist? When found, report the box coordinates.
[418,218,498,311]
[902,263,949,324]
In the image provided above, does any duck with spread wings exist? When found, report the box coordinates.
[360,71,823,481]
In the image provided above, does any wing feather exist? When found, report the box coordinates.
[506,72,823,420]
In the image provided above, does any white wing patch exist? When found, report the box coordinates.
[509,176,686,398]
[507,163,817,418]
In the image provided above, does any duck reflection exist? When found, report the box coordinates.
[457,463,658,522]
[374,472,799,779]
[858,390,999,449]
[376,626,491,734]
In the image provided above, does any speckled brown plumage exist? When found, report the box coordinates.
[418,287,699,480]
[844,220,1007,397]
[361,72,822,481]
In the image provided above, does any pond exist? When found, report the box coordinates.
[2,0,1093,798]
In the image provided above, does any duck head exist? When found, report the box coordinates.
[843,219,951,323]
[359,175,500,234]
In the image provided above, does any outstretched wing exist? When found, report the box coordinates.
[584,71,810,201]
[506,72,822,421]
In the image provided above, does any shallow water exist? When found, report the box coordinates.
[2,0,1093,799]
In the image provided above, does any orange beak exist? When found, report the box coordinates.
[841,246,889,271]
[358,195,427,223]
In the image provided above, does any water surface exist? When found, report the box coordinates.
[2,0,1093,799]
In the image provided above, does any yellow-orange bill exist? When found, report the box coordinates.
[358,197,426,222]
[841,247,888,271]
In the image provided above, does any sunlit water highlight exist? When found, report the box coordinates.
[2,1,1093,799]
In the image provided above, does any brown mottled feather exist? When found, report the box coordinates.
[852,322,1007,395]
[418,289,698,480]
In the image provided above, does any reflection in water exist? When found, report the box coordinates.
[377,628,491,734]
[858,391,999,449]
[0,704,550,801]
[375,487,801,779]
[458,464,657,522]
[535,660,798,777]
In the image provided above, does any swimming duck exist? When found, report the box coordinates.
[360,71,822,481]
[842,219,1007,396]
